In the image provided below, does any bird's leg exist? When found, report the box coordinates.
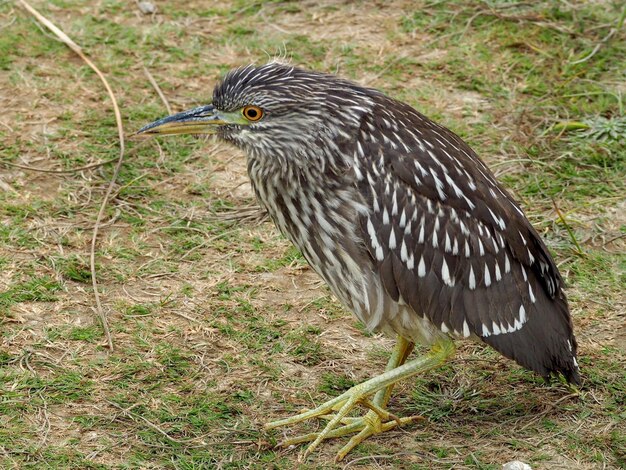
[372,335,415,408]
[265,336,455,462]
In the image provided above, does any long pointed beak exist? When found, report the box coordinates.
[137,104,229,136]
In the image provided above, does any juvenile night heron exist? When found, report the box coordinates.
[139,62,580,461]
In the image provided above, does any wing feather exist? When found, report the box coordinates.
[356,93,579,382]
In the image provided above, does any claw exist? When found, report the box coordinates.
[336,413,424,462]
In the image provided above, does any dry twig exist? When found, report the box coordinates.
[461,4,574,38]
[520,392,579,431]
[107,400,209,445]
[142,65,173,114]
[17,0,126,349]
[343,452,417,468]
[570,5,626,65]
[1,157,119,174]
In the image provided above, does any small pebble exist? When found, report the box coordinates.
[137,1,157,14]
[502,461,532,470]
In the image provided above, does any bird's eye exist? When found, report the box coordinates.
[242,105,264,122]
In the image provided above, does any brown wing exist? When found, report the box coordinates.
[356,93,580,383]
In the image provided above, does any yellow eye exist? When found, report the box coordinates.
[242,105,264,122]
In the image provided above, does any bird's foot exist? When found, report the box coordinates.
[265,338,454,461]
[265,383,422,462]
[279,407,422,462]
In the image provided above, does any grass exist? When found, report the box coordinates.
[0,0,625,468]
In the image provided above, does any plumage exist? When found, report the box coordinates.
[139,61,581,459]
[199,62,581,383]
[352,86,579,382]
[226,63,578,382]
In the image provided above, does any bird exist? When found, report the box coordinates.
[138,62,580,461]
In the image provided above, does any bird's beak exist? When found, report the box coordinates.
[137,104,242,136]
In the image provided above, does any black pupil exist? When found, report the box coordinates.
[247,108,258,119]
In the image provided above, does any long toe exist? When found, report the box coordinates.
[272,407,422,461]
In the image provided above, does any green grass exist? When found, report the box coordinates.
[0,275,62,316]
[0,0,624,468]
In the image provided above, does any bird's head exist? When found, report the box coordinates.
[138,62,375,166]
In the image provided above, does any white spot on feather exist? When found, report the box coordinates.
[497,233,505,249]
[444,173,466,199]
[399,210,407,228]
[430,168,446,200]
[391,189,398,216]
[389,229,397,249]
[519,230,527,246]
[367,218,384,261]
[418,255,426,277]
[442,258,454,286]
[488,207,506,230]
[406,253,415,270]
[414,160,427,176]
[459,220,469,236]
[462,320,470,338]
[519,304,527,324]
[418,219,425,244]
[463,195,476,210]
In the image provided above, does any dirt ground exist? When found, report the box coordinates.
[1,1,625,469]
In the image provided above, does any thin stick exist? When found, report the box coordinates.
[570,5,626,65]
[17,0,124,349]
[1,157,118,174]
[142,65,172,114]
[343,452,417,469]
[107,400,208,444]
[520,392,579,430]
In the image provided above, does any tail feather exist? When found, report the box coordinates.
[482,288,580,384]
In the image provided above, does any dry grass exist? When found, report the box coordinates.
[1,1,625,469]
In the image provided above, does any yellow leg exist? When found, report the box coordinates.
[372,336,415,408]
[265,336,455,461]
